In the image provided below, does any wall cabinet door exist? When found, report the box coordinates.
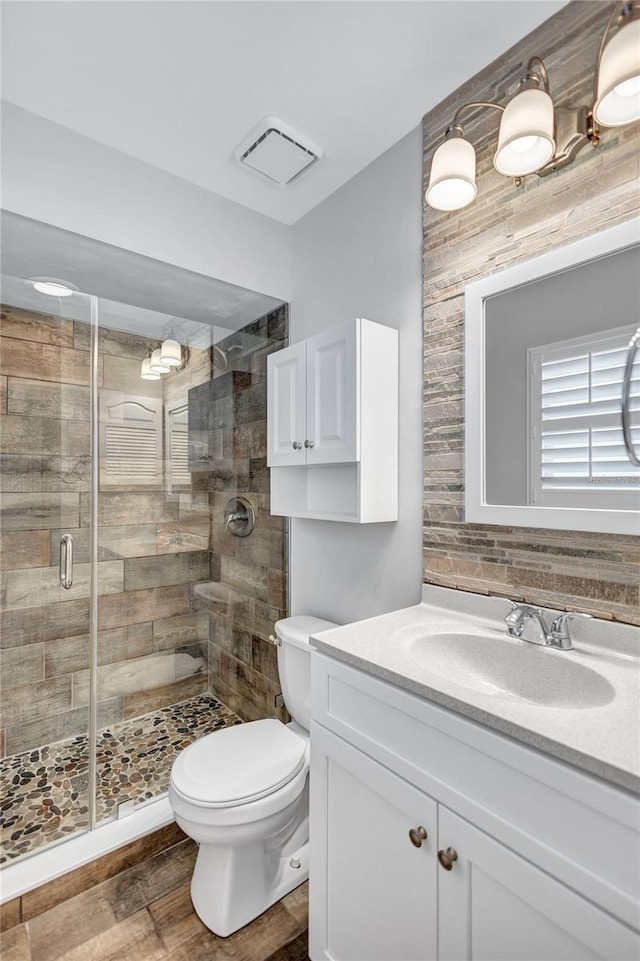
[267,341,307,466]
[310,725,437,961]
[305,323,358,464]
[438,807,639,961]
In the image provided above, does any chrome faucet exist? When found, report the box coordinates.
[504,602,591,651]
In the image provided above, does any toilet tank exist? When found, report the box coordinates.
[275,615,338,731]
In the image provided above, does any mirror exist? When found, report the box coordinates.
[465,221,639,535]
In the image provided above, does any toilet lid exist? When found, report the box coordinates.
[171,719,307,806]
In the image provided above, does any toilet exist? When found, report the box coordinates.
[168,614,337,937]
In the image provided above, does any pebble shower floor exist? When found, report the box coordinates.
[0,693,241,864]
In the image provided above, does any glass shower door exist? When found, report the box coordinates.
[93,300,213,825]
[0,276,95,864]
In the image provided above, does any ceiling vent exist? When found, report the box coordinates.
[234,117,323,186]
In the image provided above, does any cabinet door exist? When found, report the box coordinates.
[438,807,639,961]
[306,323,358,464]
[267,341,307,466]
[310,724,437,961]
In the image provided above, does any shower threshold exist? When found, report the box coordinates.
[0,692,241,868]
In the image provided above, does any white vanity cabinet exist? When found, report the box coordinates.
[267,318,398,522]
[309,654,640,961]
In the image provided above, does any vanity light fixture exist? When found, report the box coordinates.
[149,347,171,374]
[594,2,640,126]
[426,1,640,211]
[140,357,161,381]
[159,338,182,367]
[140,334,190,381]
[494,57,555,177]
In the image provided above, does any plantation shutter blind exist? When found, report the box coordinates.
[529,328,640,508]
[167,403,191,489]
[99,391,163,488]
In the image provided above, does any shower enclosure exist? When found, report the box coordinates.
[0,216,288,867]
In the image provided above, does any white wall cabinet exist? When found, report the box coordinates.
[310,654,640,961]
[267,318,398,522]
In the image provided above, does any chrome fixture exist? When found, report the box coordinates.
[622,326,640,466]
[505,602,592,651]
[59,533,74,590]
[426,2,640,211]
[224,496,256,537]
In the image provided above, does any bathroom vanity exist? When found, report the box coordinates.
[308,587,640,961]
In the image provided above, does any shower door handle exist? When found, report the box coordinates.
[60,534,74,590]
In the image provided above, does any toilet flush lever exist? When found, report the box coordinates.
[268,634,282,647]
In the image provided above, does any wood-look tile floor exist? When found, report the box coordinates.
[0,838,309,961]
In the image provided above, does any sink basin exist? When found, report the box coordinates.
[407,632,616,708]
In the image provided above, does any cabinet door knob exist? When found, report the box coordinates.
[292,441,302,450]
[304,439,315,449]
[438,847,458,870]
[408,826,428,848]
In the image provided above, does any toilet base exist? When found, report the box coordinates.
[190,839,309,937]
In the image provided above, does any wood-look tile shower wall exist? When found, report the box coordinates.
[422,1,640,624]
[0,304,288,758]
[203,307,288,723]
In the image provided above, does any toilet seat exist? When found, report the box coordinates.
[170,719,307,808]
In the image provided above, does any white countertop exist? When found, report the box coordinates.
[310,585,640,794]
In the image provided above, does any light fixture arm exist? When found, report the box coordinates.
[524,56,550,92]
[451,100,505,129]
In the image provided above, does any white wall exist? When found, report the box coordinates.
[1,102,291,301]
[289,126,423,624]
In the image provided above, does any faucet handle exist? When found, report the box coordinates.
[548,611,592,650]
[550,611,592,634]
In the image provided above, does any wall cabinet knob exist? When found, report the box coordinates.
[408,826,428,848]
[304,439,315,449]
[438,847,458,870]
[292,441,302,450]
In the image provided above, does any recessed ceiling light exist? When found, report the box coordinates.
[30,277,79,297]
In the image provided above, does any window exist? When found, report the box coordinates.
[528,327,640,509]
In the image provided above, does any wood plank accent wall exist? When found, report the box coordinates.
[422,1,640,624]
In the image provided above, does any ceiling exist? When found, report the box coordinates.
[1,211,283,339]
[1,1,564,226]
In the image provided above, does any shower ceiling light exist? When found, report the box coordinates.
[425,2,640,212]
[30,277,78,297]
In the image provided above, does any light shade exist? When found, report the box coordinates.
[494,87,555,176]
[426,135,477,211]
[159,339,182,367]
[594,16,640,127]
[141,358,161,380]
[149,348,170,373]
